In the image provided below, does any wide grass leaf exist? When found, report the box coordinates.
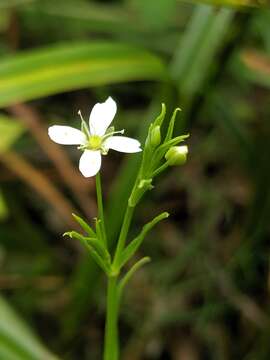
[0,115,25,152]
[0,42,167,108]
[0,295,59,360]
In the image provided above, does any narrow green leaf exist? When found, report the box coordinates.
[86,245,110,275]
[0,190,8,221]
[64,230,110,265]
[85,238,111,264]
[164,108,181,142]
[118,257,151,296]
[0,116,25,228]
[170,4,214,82]
[119,212,169,268]
[63,230,86,244]
[153,103,167,127]
[72,213,96,237]
[23,0,145,35]
[65,231,110,274]
[140,103,167,177]
[0,42,167,107]
[171,5,234,95]
[177,0,266,8]
[181,7,234,95]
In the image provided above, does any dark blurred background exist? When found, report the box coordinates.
[0,0,270,359]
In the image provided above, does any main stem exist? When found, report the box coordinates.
[103,178,137,359]
[104,205,135,359]
[104,276,119,360]
[96,172,107,246]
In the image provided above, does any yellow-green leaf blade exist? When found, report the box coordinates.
[0,42,167,108]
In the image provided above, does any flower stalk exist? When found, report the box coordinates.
[113,205,134,272]
[96,172,107,247]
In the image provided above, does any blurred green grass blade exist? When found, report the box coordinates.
[0,42,167,108]
[231,49,270,88]
[0,0,36,8]
[177,0,266,7]
[23,0,142,34]
[20,1,187,54]
[180,8,234,95]
[133,0,177,30]
[0,114,24,222]
[0,295,60,360]
[0,115,25,152]
[253,10,270,53]
[171,5,234,96]
[0,190,8,220]
[170,4,214,81]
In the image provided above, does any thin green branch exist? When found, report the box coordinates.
[96,172,107,246]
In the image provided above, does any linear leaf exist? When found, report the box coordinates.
[119,212,169,268]
[0,295,59,360]
[0,115,25,153]
[118,257,151,296]
[72,213,96,237]
[64,231,110,274]
[0,42,167,108]
[177,0,266,8]
[171,5,234,95]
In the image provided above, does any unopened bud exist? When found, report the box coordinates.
[165,145,188,166]
[150,125,161,147]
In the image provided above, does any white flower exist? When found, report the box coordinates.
[48,97,142,177]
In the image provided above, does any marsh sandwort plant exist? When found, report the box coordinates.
[48,98,189,360]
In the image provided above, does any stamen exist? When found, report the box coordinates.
[102,129,125,141]
[78,110,84,122]
[78,110,91,137]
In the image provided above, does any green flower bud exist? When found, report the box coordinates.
[165,145,188,166]
[150,125,161,147]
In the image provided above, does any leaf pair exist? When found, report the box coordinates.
[64,214,111,275]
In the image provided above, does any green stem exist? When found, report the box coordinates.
[96,172,107,246]
[104,276,119,360]
[113,205,134,269]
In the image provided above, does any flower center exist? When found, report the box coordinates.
[89,135,102,150]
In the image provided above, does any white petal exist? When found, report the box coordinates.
[48,125,86,145]
[104,136,142,153]
[89,97,117,136]
[79,150,102,177]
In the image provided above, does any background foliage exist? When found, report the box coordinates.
[0,0,270,359]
